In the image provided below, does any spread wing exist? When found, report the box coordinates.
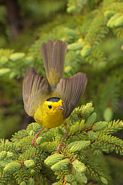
[22,68,50,116]
[41,40,67,87]
[55,73,87,118]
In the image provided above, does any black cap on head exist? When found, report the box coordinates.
[46,97,60,102]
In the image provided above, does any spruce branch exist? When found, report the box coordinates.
[0,103,123,184]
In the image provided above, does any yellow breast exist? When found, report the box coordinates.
[34,99,64,128]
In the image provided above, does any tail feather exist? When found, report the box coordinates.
[41,40,67,87]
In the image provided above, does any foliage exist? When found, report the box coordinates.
[0,0,123,184]
[1,103,123,185]
[0,0,123,133]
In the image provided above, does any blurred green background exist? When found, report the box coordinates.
[0,0,123,183]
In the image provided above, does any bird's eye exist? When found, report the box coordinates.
[48,105,52,109]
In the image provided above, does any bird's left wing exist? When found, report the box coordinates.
[22,68,50,116]
[55,73,87,118]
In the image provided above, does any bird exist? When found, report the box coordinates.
[22,40,87,144]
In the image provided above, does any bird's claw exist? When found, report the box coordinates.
[32,138,37,146]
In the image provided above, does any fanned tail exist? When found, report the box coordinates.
[41,40,67,88]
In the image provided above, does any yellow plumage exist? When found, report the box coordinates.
[34,99,64,128]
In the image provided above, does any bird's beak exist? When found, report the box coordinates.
[57,106,64,110]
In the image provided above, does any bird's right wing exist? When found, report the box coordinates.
[55,73,87,118]
[22,68,50,116]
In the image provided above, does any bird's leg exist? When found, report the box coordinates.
[32,127,44,146]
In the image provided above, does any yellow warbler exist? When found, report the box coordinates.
[22,40,87,144]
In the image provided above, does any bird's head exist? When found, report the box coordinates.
[43,97,64,116]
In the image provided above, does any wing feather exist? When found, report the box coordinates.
[22,68,50,116]
[55,73,87,118]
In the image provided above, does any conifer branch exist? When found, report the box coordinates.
[0,103,123,184]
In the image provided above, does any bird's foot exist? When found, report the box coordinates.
[32,128,43,146]
[32,137,37,146]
